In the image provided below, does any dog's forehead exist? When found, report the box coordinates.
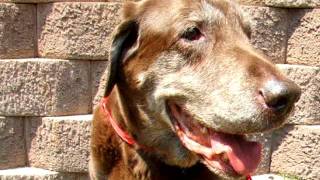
[136,0,242,24]
[125,0,247,41]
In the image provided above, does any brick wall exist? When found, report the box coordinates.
[0,0,319,179]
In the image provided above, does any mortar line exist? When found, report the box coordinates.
[23,117,29,167]
[34,3,39,58]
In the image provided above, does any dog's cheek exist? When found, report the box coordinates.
[139,51,196,114]
[138,117,199,167]
[132,51,187,91]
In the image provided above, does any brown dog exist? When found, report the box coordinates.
[89,0,301,179]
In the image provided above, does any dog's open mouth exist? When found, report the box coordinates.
[167,101,262,177]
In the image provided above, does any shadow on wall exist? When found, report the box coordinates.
[286,8,314,65]
[270,125,295,154]
[286,9,313,38]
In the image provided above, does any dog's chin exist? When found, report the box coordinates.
[165,101,262,179]
[205,165,247,180]
[162,143,199,168]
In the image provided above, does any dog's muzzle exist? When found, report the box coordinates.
[167,101,262,177]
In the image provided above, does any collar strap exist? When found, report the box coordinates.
[100,97,137,146]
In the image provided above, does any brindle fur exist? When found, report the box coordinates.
[89,0,299,179]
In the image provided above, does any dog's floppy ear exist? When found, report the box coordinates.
[104,20,140,96]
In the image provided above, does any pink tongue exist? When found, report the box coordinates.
[210,133,262,175]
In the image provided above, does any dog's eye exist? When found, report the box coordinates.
[181,27,203,41]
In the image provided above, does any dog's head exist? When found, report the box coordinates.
[103,0,301,179]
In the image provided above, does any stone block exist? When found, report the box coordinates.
[0,0,125,3]
[241,6,288,63]
[91,61,108,107]
[271,125,320,179]
[37,2,122,60]
[0,59,91,116]
[0,3,36,59]
[237,0,266,6]
[0,167,77,180]
[252,174,296,180]
[277,64,320,125]
[26,115,92,173]
[0,117,26,169]
[237,0,320,7]
[78,173,89,180]
[266,0,320,8]
[287,9,320,66]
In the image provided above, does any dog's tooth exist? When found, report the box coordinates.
[221,153,229,163]
[200,127,208,134]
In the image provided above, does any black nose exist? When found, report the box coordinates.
[259,80,301,114]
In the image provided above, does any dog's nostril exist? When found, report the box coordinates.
[266,95,289,111]
[259,80,301,114]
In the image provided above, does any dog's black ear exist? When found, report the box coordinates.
[104,20,139,96]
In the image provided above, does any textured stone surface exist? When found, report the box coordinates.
[0,3,36,59]
[247,132,273,175]
[277,64,320,125]
[0,117,26,169]
[237,0,320,7]
[0,167,78,180]
[91,61,108,108]
[26,115,92,173]
[241,6,288,63]
[37,2,121,60]
[287,9,320,66]
[0,59,91,116]
[266,0,320,8]
[78,173,89,180]
[237,0,266,6]
[271,125,320,179]
[252,174,295,180]
[0,0,126,3]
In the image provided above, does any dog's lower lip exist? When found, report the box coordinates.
[166,101,262,176]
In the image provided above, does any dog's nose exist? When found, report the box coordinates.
[259,79,301,114]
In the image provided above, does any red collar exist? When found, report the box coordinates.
[100,97,137,146]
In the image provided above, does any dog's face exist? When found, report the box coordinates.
[104,0,301,179]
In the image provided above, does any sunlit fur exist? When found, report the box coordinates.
[90,0,298,179]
